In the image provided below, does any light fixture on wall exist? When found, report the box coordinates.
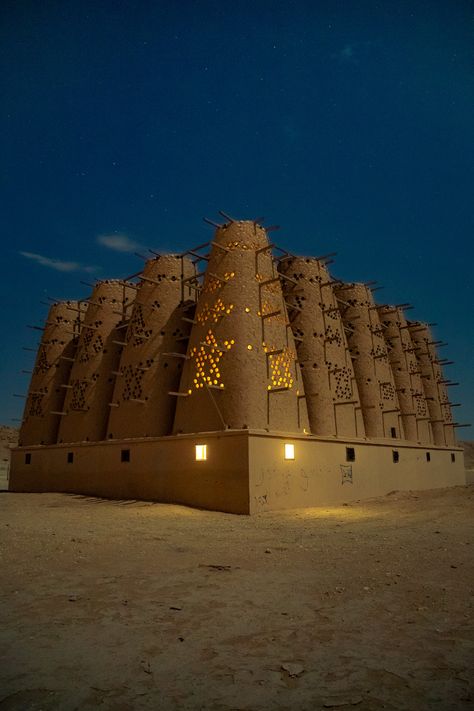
[284,443,295,460]
[195,444,207,461]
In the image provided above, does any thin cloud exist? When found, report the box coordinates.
[97,233,142,253]
[20,251,98,274]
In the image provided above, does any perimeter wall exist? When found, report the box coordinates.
[9,432,464,515]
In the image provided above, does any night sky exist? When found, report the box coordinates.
[1,0,473,432]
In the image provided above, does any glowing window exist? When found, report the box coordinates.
[195,444,207,461]
[284,443,295,460]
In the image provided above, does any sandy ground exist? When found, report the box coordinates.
[0,486,473,711]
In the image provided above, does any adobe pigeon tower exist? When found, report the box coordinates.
[174,220,308,434]
[279,256,365,438]
[377,305,433,444]
[58,280,135,443]
[334,283,403,439]
[19,301,86,446]
[408,322,456,446]
[107,255,196,439]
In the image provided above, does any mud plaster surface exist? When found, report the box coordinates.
[0,486,473,711]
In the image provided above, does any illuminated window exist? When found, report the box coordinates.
[195,444,207,461]
[284,443,295,460]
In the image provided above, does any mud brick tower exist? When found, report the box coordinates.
[19,301,86,446]
[377,305,433,444]
[334,283,403,439]
[58,280,135,443]
[174,221,308,434]
[279,256,365,438]
[107,255,197,439]
[408,323,456,446]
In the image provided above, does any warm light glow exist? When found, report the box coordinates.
[247,344,253,350]
[284,443,295,460]
[195,444,207,461]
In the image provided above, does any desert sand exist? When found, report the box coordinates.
[0,482,473,710]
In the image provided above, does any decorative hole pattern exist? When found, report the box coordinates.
[78,324,104,363]
[190,330,230,390]
[196,298,234,326]
[28,392,44,417]
[204,271,235,295]
[71,379,89,411]
[121,364,145,401]
[414,393,428,417]
[441,403,453,423]
[258,298,281,319]
[325,306,339,321]
[333,367,353,401]
[372,344,388,361]
[34,348,50,374]
[380,382,396,402]
[129,304,152,346]
[268,347,295,390]
[325,324,343,346]
[407,359,420,374]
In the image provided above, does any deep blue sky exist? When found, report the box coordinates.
[1,0,473,433]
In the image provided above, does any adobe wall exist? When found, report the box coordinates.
[19,301,86,446]
[107,255,196,438]
[279,256,364,438]
[377,306,433,444]
[408,323,456,446]
[57,280,136,443]
[334,283,403,440]
[9,432,250,514]
[249,433,465,513]
[174,221,308,434]
[9,432,464,515]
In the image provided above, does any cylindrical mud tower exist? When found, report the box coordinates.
[57,280,136,443]
[279,256,364,438]
[174,220,308,434]
[19,301,86,446]
[408,322,456,446]
[107,255,197,439]
[377,306,433,444]
[334,283,403,439]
